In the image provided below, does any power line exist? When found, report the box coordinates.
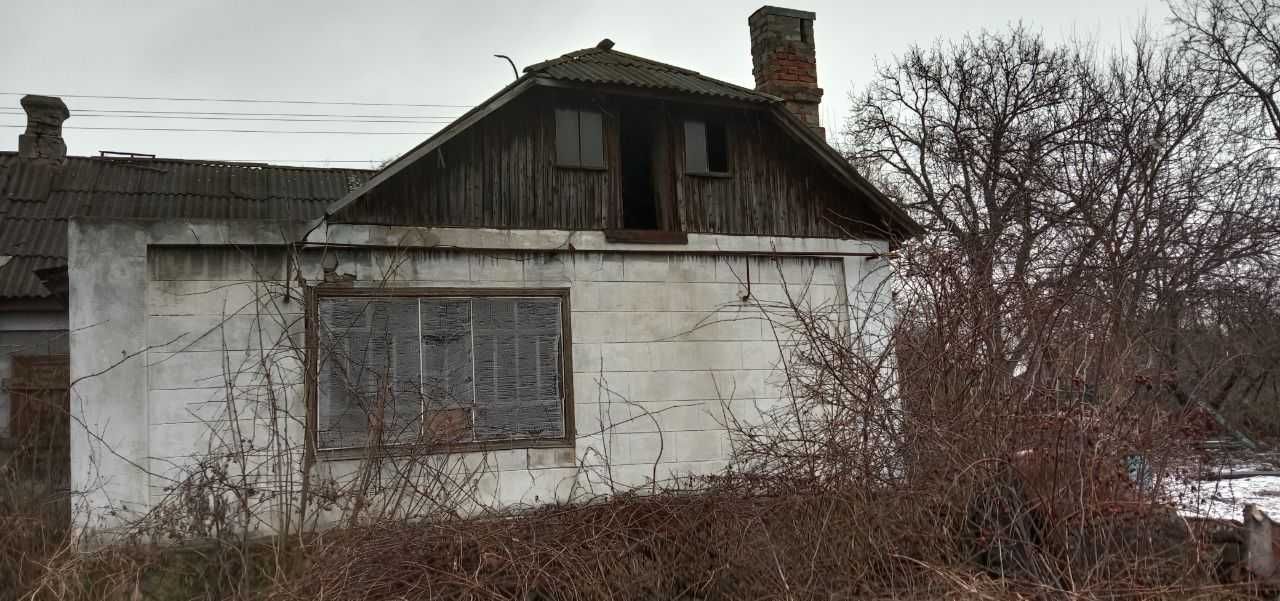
[0,123,436,135]
[88,154,386,165]
[0,91,473,109]
[0,110,456,125]
[0,107,465,119]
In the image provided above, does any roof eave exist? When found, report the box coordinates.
[314,74,540,230]
[766,105,924,240]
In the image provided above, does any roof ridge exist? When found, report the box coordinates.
[523,46,776,104]
[525,46,701,77]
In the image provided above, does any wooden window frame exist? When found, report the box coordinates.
[1,354,69,449]
[305,286,575,462]
[683,117,732,177]
[606,105,687,244]
[555,108,607,170]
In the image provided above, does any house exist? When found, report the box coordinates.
[11,6,918,539]
[0,95,372,526]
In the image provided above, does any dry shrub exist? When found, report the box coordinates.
[250,246,1253,600]
[6,244,1261,601]
[0,415,71,601]
[267,487,952,601]
[262,486,1238,601]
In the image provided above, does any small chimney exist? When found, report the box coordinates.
[18,95,69,163]
[749,6,823,136]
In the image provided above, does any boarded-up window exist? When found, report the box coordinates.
[555,109,605,169]
[317,299,422,448]
[316,293,567,450]
[7,355,69,447]
[684,119,729,174]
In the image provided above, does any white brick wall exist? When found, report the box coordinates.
[136,245,853,524]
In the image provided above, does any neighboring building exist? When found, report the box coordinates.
[0,96,370,521]
[13,6,919,538]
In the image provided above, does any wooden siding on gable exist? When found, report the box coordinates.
[342,88,615,231]
[675,109,878,238]
[334,88,884,239]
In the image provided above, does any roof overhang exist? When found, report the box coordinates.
[312,75,540,232]
[766,105,923,238]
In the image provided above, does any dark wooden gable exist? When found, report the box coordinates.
[336,87,614,231]
[332,86,892,239]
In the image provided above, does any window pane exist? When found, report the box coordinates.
[317,298,420,449]
[420,299,475,441]
[579,110,605,168]
[706,120,728,173]
[472,298,564,440]
[684,120,709,173]
[555,109,580,166]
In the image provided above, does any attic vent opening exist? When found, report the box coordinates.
[620,107,659,230]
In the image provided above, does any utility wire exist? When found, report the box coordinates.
[0,91,472,108]
[0,110,455,124]
[0,124,436,135]
[91,155,386,165]
[0,107,465,119]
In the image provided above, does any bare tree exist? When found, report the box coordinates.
[846,26,1106,372]
[1170,0,1280,142]
[847,24,1280,438]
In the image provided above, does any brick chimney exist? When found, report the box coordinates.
[18,95,69,163]
[749,6,823,136]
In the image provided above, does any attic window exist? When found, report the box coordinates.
[620,107,659,229]
[684,119,729,175]
[555,109,605,169]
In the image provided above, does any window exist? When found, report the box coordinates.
[314,290,570,451]
[555,109,605,169]
[684,119,729,175]
[3,356,69,452]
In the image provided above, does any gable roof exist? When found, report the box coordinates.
[0,153,371,299]
[523,44,777,105]
[323,44,922,239]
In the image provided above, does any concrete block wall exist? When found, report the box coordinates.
[143,248,306,535]
[135,246,847,522]
[69,221,888,535]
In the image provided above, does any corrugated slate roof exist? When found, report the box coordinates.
[0,257,63,299]
[524,46,776,104]
[0,153,372,298]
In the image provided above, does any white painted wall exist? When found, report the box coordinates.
[67,219,892,538]
[68,221,150,535]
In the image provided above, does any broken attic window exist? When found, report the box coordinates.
[620,107,659,229]
[316,294,566,450]
[555,108,605,169]
[684,119,729,175]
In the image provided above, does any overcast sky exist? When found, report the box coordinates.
[0,0,1165,169]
